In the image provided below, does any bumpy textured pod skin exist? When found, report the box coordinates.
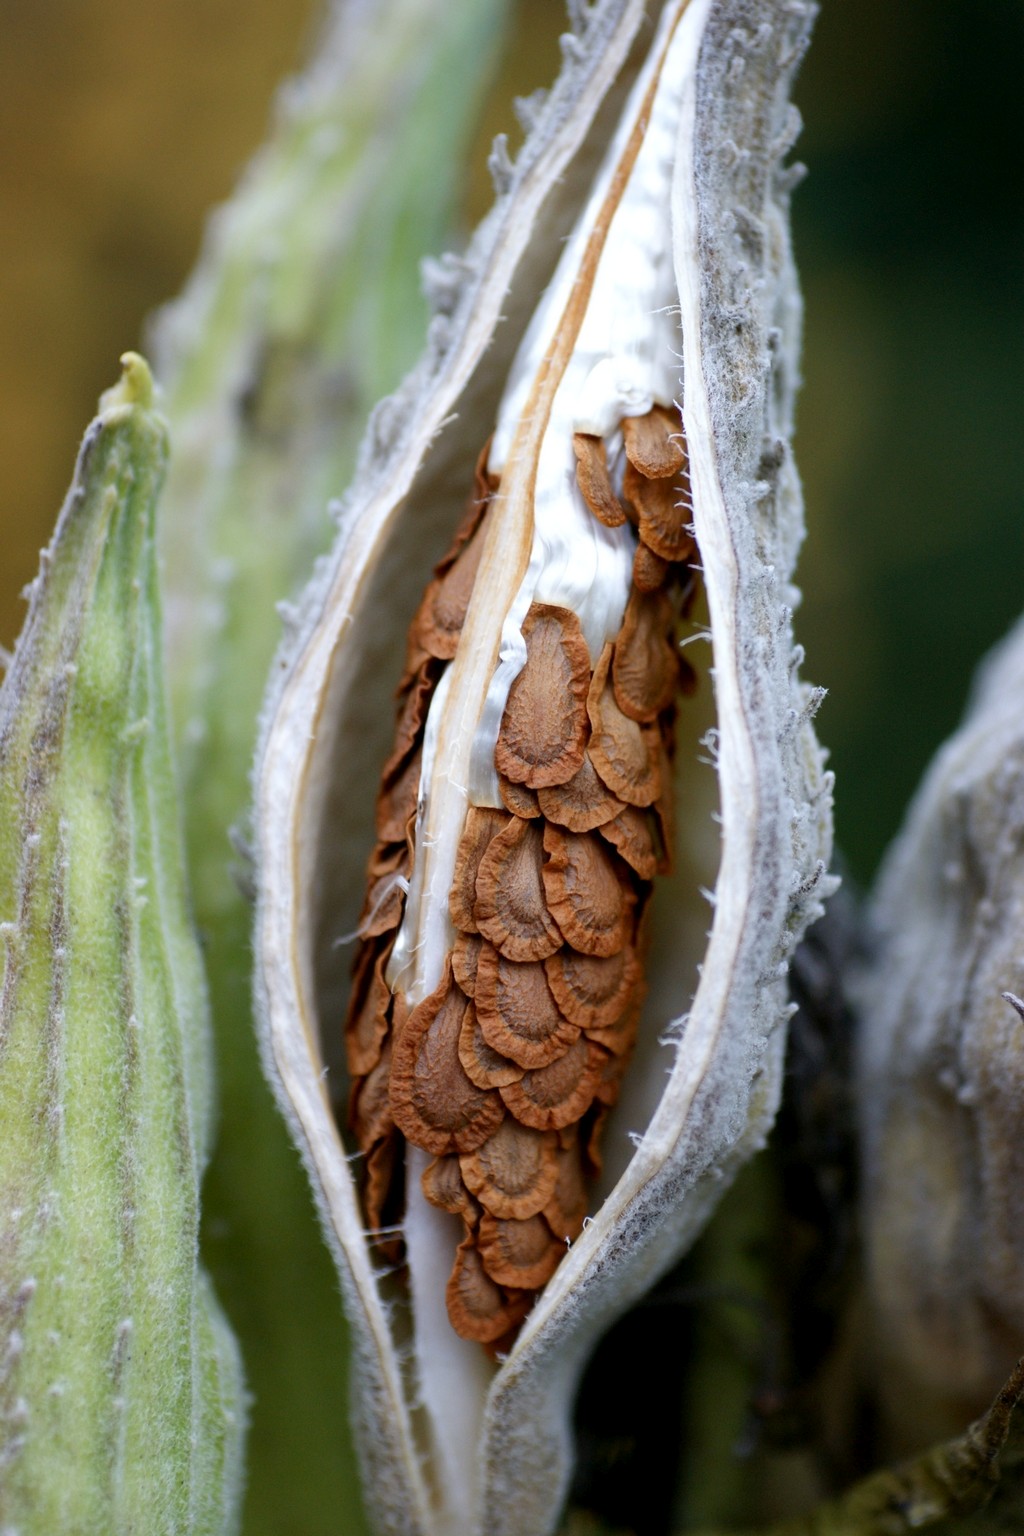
[858,616,1024,1453]
[253,4,830,1533]
[0,357,244,1533]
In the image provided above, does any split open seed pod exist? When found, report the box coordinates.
[254,2,831,1532]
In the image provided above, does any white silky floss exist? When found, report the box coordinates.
[483,14,693,827]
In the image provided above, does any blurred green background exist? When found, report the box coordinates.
[793,0,1023,883]
[2,0,1020,889]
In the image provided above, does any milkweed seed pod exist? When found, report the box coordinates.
[253,3,831,1533]
[857,616,1024,1456]
[0,357,244,1533]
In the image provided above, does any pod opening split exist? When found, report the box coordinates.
[253,3,828,1533]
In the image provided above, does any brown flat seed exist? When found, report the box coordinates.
[633,539,672,594]
[460,1119,559,1222]
[624,460,694,565]
[587,643,661,808]
[449,807,508,933]
[452,931,484,997]
[580,1101,611,1178]
[344,945,394,1077]
[436,445,493,574]
[343,935,376,1038]
[401,631,434,684]
[536,752,624,833]
[542,824,633,958]
[414,521,487,660]
[422,1155,481,1224]
[350,1039,395,1149]
[494,604,590,789]
[612,588,679,723]
[544,945,641,1030]
[363,1132,404,1262]
[499,1037,603,1132]
[391,988,410,1047]
[359,860,410,939]
[622,403,686,479]
[599,804,660,881]
[389,966,504,1155]
[474,815,563,962]
[572,432,627,527]
[366,838,408,879]
[376,747,422,844]
[482,1322,527,1361]
[458,1000,525,1090]
[543,1136,588,1242]
[381,659,441,781]
[587,994,643,1059]
[447,1238,531,1345]
[477,1213,564,1290]
[592,1044,628,1106]
[499,775,541,819]
[475,945,580,1070]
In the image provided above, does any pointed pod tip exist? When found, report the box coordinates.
[99,351,157,418]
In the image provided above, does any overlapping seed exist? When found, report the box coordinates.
[343,403,699,1348]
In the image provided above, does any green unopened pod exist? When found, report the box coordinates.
[0,354,244,1533]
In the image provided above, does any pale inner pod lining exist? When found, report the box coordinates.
[380,6,706,1529]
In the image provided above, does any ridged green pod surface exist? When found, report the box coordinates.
[0,355,243,1534]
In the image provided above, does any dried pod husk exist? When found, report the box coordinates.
[857,616,1024,1454]
[253,3,830,1533]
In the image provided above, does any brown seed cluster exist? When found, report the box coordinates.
[344,406,697,1350]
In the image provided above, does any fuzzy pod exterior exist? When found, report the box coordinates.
[0,356,244,1534]
[858,615,1024,1454]
[253,3,831,1533]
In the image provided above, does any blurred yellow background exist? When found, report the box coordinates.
[0,0,317,643]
